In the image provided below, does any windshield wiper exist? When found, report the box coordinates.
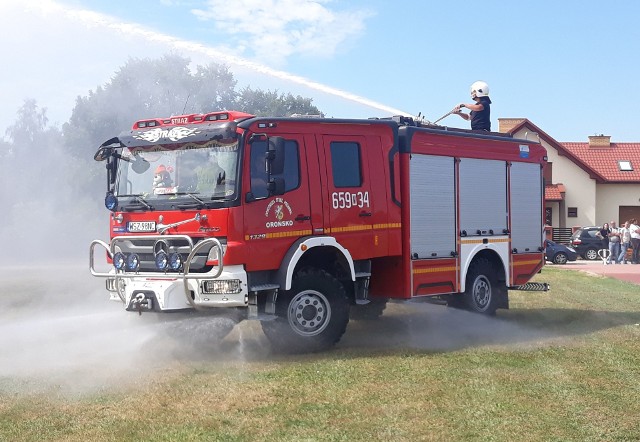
[172,192,206,205]
[118,194,154,210]
[168,192,209,209]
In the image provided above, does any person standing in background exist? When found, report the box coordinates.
[607,221,620,264]
[617,221,632,264]
[596,222,610,256]
[629,218,640,264]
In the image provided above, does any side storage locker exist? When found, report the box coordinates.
[409,154,456,258]
[510,161,543,253]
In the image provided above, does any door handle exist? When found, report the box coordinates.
[359,211,372,217]
[295,215,311,222]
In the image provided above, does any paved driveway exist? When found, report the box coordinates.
[550,260,640,286]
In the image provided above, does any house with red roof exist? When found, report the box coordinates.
[499,118,640,233]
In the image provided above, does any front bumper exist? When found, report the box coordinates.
[90,235,248,311]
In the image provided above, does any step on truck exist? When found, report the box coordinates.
[90,110,548,352]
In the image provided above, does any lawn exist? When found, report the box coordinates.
[1,267,639,441]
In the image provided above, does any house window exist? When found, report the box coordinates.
[545,207,553,226]
[568,207,578,218]
[544,162,553,183]
[619,160,633,171]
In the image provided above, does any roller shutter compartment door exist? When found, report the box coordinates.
[510,162,543,253]
[409,154,456,258]
[459,158,507,236]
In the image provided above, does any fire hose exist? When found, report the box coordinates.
[433,104,465,125]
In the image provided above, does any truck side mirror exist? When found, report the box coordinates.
[131,155,150,174]
[94,147,111,162]
[94,137,121,161]
[267,177,285,196]
[267,136,285,176]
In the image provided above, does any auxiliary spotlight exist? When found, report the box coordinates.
[113,252,126,270]
[126,253,140,271]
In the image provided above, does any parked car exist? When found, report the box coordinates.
[569,227,603,260]
[545,239,578,264]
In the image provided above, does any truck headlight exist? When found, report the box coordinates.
[105,193,118,211]
[202,279,242,294]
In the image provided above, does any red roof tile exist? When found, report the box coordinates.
[545,183,565,201]
[560,142,640,182]
[505,119,640,183]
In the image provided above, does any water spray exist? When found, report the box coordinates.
[29,0,416,118]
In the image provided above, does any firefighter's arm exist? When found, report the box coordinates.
[457,102,484,112]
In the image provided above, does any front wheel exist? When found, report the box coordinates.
[261,269,350,353]
[463,258,502,315]
[553,252,568,265]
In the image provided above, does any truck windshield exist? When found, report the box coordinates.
[115,141,239,202]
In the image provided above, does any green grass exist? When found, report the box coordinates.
[2,267,640,441]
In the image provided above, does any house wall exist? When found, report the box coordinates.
[512,128,597,228]
[596,184,640,225]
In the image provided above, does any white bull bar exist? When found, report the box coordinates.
[90,234,223,310]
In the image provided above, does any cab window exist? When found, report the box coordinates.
[250,140,300,199]
[330,141,362,187]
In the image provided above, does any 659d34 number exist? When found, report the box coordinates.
[331,191,370,209]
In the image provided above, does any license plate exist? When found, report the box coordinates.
[127,221,156,232]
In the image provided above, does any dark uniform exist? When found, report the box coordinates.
[470,96,491,131]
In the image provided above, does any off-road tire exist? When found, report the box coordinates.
[463,258,502,315]
[261,268,350,353]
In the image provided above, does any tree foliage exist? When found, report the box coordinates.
[237,87,323,117]
[63,54,321,154]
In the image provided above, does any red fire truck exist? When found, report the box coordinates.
[90,110,547,352]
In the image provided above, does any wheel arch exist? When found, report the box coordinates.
[276,236,355,291]
[461,249,506,292]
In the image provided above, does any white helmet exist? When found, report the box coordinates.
[470,81,490,98]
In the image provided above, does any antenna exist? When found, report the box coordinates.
[182,94,191,115]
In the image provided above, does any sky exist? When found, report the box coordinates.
[2,0,640,142]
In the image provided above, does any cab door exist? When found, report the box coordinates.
[319,134,377,259]
[243,133,314,271]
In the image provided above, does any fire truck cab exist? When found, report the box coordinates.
[90,111,547,352]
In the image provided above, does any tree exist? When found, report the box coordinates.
[237,87,322,117]
[5,99,50,148]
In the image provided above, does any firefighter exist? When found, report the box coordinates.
[196,152,226,194]
[453,81,492,131]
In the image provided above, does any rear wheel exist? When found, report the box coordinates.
[584,247,598,261]
[261,269,350,353]
[553,252,568,265]
[463,258,502,315]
